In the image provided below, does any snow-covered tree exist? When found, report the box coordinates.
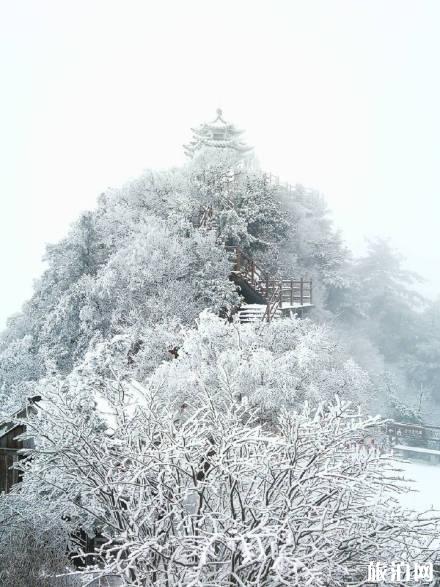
[278,184,351,312]
[10,360,438,586]
[0,489,79,587]
[3,109,440,587]
[147,312,372,416]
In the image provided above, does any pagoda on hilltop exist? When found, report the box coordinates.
[184,109,253,158]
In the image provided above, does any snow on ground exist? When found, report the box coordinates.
[397,459,440,511]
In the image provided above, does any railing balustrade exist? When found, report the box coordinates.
[385,421,440,450]
[226,246,312,315]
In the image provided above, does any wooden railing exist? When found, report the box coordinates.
[226,245,268,290]
[192,170,297,198]
[262,172,295,194]
[191,170,313,322]
[385,421,440,450]
[265,279,313,307]
[226,246,313,312]
[262,282,282,322]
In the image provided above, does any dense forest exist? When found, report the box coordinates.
[1,140,439,425]
[1,117,439,585]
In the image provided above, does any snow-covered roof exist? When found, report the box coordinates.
[0,397,41,439]
[203,108,245,133]
[184,109,253,158]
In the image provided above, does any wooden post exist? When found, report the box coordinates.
[236,247,241,273]
[279,282,282,309]
[300,278,304,306]
[309,279,313,305]
[265,275,269,299]
[251,261,255,285]
[290,279,293,306]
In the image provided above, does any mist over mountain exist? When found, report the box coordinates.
[1,113,439,425]
[1,113,439,585]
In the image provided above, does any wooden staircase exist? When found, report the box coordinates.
[226,246,313,322]
[237,303,281,323]
[192,172,313,323]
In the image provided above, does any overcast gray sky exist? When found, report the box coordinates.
[1,0,439,328]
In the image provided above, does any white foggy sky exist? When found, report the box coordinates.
[1,0,439,328]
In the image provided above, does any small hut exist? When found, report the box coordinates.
[0,396,40,493]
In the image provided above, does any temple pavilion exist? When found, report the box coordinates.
[184,108,253,158]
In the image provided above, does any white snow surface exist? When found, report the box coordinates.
[398,460,440,511]
[394,444,440,455]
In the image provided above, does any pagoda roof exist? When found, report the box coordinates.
[201,109,245,133]
[184,109,253,158]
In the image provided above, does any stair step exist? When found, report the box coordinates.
[237,304,281,323]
